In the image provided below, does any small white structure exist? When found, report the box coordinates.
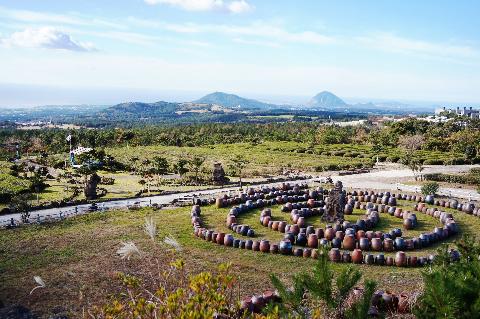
[71,146,93,155]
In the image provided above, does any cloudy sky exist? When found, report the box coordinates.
[1,0,480,107]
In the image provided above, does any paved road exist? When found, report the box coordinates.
[2,164,478,226]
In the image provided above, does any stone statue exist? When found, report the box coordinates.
[212,162,229,185]
[322,181,346,222]
[84,172,101,200]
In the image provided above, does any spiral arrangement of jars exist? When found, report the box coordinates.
[192,185,463,267]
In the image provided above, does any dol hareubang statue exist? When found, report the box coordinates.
[322,181,346,222]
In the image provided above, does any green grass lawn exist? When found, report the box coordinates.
[1,193,478,317]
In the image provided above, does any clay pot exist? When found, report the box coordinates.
[293,248,303,257]
[278,221,287,233]
[371,238,383,251]
[331,238,342,249]
[251,241,260,251]
[329,248,341,262]
[279,240,292,255]
[364,253,375,265]
[270,244,279,254]
[344,204,353,215]
[297,217,306,228]
[311,249,319,259]
[324,227,336,241]
[408,256,418,267]
[394,237,405,251]
[356,230,366,240]
[395,251,407,267]
[307,234,319,248]
[216,233,226,245]
[342,234,356,250]
[226,215,237,228]
[335,231,345,240]
[290,224,300,235]
[375,254,385,266]
[224,234,234,246]
[303,248,312,258]
[259,240,270,253]
[271,221,280,231]
[385,256,394,266]
[296,233,307,246]
[216,197,226,209]
[359,238,370,251]
[352,249,363,264]
[315,228,324,238]
[403,218,413,230]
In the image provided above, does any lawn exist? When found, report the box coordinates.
[1,190,479,318]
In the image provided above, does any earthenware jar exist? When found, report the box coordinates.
[352,249,363,264]
[329,248,341,262]
[303,248,312,258]
[371,238,382,251]
[216,232,226,245]
[247,229,255,237]
[279,240,292,255]
[245,239,253,250]
[293,248,303,257]
[278,221,287,233]
[393,236,404,249]
[307,234,318,248]
[359,238,370,250]
[375,254,385,266]
[283,232,295,244]
[270,244,279,254]
[342,234,356,250]
[296,233,307,246]
[324,227,336,241]
[306,226,315,236]
[356,230,366,240]
[342,251,352,263]
[224,234,234,246]
[364,253,375,265]
[233,239,241,248]
[252,241,260,251]
[331,238,342,249]
[290,224,300,235]
[311,249,319,259]
[259,240,270,253]
[385,256,394,266]
[395,251,407,267]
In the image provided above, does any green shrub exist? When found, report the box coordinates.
[421,182,439,196]
[423,159,443,165]
[268,247,377,319]
[414,236,480,319]
[93,260,239,318]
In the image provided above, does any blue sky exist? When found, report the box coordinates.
[0,0,480,107]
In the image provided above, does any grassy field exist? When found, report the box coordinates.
[1,192,479,318]
[107,141,460,176]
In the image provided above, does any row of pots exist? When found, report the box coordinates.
[191,186,460,267]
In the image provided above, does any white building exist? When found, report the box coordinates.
[435,106,480,119]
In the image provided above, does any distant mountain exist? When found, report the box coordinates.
[307,91,347,108]
[105,101,180,115]
[194,92,277,109]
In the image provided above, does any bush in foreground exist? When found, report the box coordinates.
[414,236,480,319]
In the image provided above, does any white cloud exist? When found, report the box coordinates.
[1,27,96,52]
[144,0,252,13]
[357,32,477,60]
[0,6,125,30]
